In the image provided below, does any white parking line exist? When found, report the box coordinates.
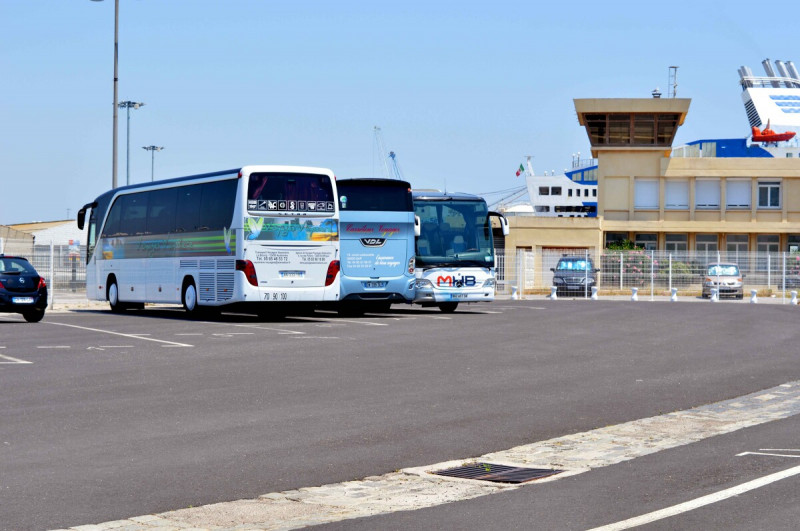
[46,322,193,347]
[737,451,800,458]
[588,464,800,531]
[0,353,32,364]
[37,345,70,349]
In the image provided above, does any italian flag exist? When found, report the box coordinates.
[515,163,524,177]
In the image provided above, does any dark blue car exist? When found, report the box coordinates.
[0,255,47,322]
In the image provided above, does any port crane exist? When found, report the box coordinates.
[373,126,404,180]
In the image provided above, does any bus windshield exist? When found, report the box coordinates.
[414,199,494,267]
[247,172,335,214]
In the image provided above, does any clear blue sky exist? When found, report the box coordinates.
[1,0,798,225]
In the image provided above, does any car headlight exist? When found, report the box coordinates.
[415,278,433,289]
[553,278,564,284]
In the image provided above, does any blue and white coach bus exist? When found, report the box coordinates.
[412,190,509,312]
[77,165,340,316]
[336,178,419,313]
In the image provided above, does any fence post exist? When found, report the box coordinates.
[783,252,787,304]
[0,237,4,254]
[668,253,672,293]
[584,249,589,298]
[768,253,771,292]
[49,241,55,309]
[619,252,623,291]
[650,250,654,301]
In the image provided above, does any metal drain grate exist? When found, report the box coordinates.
[432,462,562,484]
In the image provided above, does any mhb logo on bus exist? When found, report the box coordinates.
[436,274,477,287]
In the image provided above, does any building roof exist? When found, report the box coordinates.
[7,220,74,234]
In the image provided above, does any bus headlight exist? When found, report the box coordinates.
[415,278,433,289]
[483,278,495,288]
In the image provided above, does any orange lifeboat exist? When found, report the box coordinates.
[751,120,796,143]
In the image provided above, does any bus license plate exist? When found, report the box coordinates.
[12,297,34,304]
[364,281,386,288]
[280,271,305,279]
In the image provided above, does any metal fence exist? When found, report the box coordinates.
[5,237,800,301]
[495,248,800,298]
[0,239,87,301]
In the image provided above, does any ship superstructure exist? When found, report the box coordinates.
[521,156,598,217]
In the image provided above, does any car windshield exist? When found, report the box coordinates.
[556,259,590,271]
[708,264,740,276]
[0,258,36,274]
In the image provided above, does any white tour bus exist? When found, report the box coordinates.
[77,165,340,316]
[412,190,509,312]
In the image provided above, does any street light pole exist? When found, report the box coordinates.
[91,0,120,189]
[142,146,164,182]
[119,100,144,186]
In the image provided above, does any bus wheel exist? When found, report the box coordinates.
[182,280,199,315]
[108,278,125,312]
[438,302,458,313]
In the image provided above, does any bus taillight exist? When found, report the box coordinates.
[325,260,340,286]
[236,260,259,287]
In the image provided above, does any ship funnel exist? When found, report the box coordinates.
[787,61,800,80]
[762,58,781,87]
[775,60,793,88]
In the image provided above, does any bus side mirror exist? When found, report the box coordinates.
[77,202,96,230]
[489,211,510,236]
[414,215,421,237]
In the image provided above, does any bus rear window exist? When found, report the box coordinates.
[247,173,334,213]
[337,182,413,212]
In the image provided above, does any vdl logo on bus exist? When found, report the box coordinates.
[436,275,477,287]
[360,238,386,247]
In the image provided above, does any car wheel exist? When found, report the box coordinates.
[438,302,458,313]
[23,309,45,323]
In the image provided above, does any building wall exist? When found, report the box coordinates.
[504,97,800,255]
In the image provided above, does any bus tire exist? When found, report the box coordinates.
[182,278,200,315]
[107,276,125,312]
[438,302,458,313]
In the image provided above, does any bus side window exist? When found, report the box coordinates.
[175,185,201,233]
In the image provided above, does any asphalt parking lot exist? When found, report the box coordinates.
[2,299,799,530]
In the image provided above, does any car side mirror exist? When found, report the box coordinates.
[550,268,555,272]
[595,268,601,273]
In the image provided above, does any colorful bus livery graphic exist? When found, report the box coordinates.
[100,230,235,260]
[244,217,338,242]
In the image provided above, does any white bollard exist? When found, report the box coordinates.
[670,287,678,302]
[750,289,758,304]
[550,286,558,300]
[591,286,598,300]
[631,287,638,301]
[791,291,798,306]
[511,286,519,300]
[710,288,719,302]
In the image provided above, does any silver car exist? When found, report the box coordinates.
[702,262,744,299]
